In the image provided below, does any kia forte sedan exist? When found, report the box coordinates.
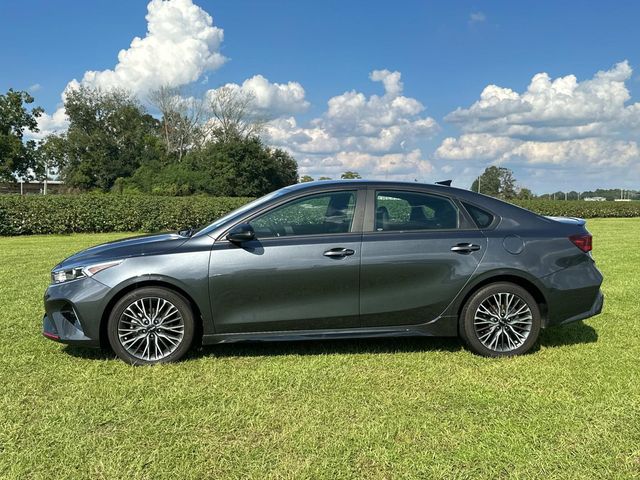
[43,180,604,364]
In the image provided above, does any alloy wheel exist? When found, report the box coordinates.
[473,292,533,353]
[117,297,185,362]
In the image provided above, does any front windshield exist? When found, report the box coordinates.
[193,189,287,237]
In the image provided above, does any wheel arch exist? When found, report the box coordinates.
[99,279,204,349]
[453,271,549,328]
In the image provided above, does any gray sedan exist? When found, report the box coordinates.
[43,180,604,364]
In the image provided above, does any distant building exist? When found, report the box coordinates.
[0,180,65,195]
[614,199,632,202]
[584,197,606,202]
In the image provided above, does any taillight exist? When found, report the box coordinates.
[569,234,592,253]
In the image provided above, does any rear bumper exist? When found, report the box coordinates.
[542,260,604,327]
[555,289,604,326]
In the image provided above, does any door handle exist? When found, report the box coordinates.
[323,248,355,258]
[450,243,481,254]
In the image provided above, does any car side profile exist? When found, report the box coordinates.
[43,180,604,364]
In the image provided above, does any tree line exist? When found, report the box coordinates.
[469,166,638,201]
[1,86,299,196]
[2,87,635,198]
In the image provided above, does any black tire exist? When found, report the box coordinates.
[459,282,541,357]
[107,287,195,365]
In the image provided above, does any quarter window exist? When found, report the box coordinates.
[375,190,459,231]
[463,202,494,228]
[250,191,357,238]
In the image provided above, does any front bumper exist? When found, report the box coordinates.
[42,276,112,347]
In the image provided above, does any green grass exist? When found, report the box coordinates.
[0,219,639,479]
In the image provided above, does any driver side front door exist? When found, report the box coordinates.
[209,189,365,333]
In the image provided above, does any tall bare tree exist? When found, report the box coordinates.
[205,86,267,143]
[149,86,205,161]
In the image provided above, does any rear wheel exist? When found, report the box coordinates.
[107,287,195,365]
[459,282,541,357]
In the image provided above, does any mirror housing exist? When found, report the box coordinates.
[226,223,255,243]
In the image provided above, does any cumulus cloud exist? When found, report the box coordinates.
[206,75,309,117]
[469,12,486,24]
[75,0,225,96]
[437,61,640,176]
[30,108,70,140]
[264,69,438,180]
[32,0,226,138]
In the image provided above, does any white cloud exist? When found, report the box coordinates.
[29,108,69,141]
[469,12,486,24]
[31,0,226,139]
[28,83,42,92]
[264,70,438,180]
[437,61,640,177]
[76,0,225,96]
[206,75,309,117]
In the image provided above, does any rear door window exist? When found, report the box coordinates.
[375,190,459,231]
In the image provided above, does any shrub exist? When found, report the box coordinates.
[0,195,638,236]
[0,194,252,235]
[510,200,640,219]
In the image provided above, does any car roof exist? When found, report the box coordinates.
[283,179,474,198]
[284,179,453,191]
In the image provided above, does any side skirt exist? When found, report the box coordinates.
[202,316,458,345]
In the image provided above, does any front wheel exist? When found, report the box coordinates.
[459,282,541,357]
[107,287,195,365]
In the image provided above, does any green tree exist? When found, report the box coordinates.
[517,187,535,200]
[172,136,298,197]
[0,89,43,181]
[299,175,314,183]
[34,133,68,192]
[318,176,332,181]
[341,171,361,179]
[61,86,162,190]
[471,166,518,199]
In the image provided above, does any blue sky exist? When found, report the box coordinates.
[2,0,640,192]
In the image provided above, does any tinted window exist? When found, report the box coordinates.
[463,203,494,228]
[250,191,357,238]
[375,191,458,231]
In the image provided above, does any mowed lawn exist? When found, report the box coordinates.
[0,219,639,479]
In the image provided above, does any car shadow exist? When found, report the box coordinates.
[537,321,598,349]
[62,321,598,362]
[196,336,463,359]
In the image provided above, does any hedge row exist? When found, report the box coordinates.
[511,200,640,219]
[0,195,252,235]
[0,195,638,236]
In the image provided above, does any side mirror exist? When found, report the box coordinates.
[226,223,255,243]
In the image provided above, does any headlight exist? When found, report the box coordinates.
[52,267,85,284]
[51,260,122,284]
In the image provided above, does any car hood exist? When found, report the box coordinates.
[54,232,189,270]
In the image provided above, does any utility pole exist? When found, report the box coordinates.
[477,175,481,194]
